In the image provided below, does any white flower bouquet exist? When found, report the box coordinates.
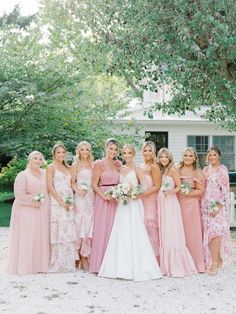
[209,201,219,216]
[161,182,171,192]
[32,193,45,203]
[78,182,90,191]
[104,186,118,200]
[180,181,191,195]
[130,184,143,200]
[64,195,74,210]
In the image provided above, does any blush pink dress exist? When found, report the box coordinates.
[74,167,94,258]
[157,175,197,277]
[49,168,78,272]
[178,175,205,272]
[142,173,159,258]
[201,165,231,268]
[7,169,50,275]
[89,159,120,273]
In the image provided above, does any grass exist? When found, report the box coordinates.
[0,190,14,227]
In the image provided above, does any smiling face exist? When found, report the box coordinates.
[106,143,118,159]
[122,147,134,163]
[207,149,220,166]
[29,153,44,170]
[159,153,170,167]
[78,144,90,160]
[143,145,154,162]
[54,146,66,162]
[183,149,196,167]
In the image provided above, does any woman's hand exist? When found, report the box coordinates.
[76,189,87,197]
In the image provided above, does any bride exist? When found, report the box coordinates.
[98,144,162,281]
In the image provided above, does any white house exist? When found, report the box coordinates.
[117,89,236,171]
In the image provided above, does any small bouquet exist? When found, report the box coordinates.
[115,183,133,205]
[104,186,118,200]
[78,182,90,191]
[208,201,219,216]
[130,184,143,200]
[32,193,45,203]
[161,182,171,192]
[180,181,191,195]
[64,195,74,210]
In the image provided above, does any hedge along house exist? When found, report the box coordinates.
[116,87,236,171]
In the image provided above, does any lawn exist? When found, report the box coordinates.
[0,191,13,227]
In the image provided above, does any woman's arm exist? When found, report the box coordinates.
[46,164,69,209]
[140,164,161,197]
[92,161,111,201]
[70,163,86,196]
[14,172,40,208]
[166,167,181,195]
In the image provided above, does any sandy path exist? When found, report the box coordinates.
[0,227,236,314]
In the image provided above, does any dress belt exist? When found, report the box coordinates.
[99,184,117,187]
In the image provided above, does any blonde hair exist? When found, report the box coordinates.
[75,141,94,166]
[179,147,200,169]
[122,144,136,157]
[51,143,68,168]
[142,141,157,163]
[27,151,45,168]
[157,148,174,175]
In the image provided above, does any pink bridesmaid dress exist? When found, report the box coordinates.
[7,169,50,275]
[142,173,159,258]
[89,159,120,273]
[74,168,94,258]
[201,165,231,268]
[157,175,197,277]
[178,175,205,272]
[49,168,78,272]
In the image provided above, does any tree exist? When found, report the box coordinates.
[0,2,134,161]
[82,0,236,130]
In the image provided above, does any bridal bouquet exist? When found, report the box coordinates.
[180,181,191,195]
[104,186,118,200]
[64,195,74,210]
[32,193,45,203]
[78,182,90,191]
[130,184,143,200]
[209,201,219,216]
[115,183,132,205]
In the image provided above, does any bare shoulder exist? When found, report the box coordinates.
[150,163,160,172]
[47,163,55,173]
[194,168,203,177]
[169,166,178,175]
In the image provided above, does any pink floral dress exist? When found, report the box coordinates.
[201,165,231,268]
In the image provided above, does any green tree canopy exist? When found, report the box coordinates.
[82,0,236,130]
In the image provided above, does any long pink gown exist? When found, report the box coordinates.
[142,173,159,258]
[157,175,197,277]
[178,175,205,272]
[49,168,78,272]
[201,165,231,268]
[7,169,50,275]
[74,168,94,258]
[89,159,120,273]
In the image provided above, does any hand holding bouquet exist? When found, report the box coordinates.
[33,193,45,203]
[209,201,220,217]
[64,195,74,211]
[180,181,191,195]
[78,182,90,197]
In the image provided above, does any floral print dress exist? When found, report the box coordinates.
[201,165,231,268]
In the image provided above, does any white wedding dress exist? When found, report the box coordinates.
[98,170,162,281]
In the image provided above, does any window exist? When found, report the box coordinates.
[187,136,209,167]
[213,136,235,170]
[145,132,168,154]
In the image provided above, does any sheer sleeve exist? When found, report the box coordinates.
[14,171,35,206]
[215,165,230,206]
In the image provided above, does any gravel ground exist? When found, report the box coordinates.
[0,227,236,314]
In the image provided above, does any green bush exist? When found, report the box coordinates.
[0,158,27,189]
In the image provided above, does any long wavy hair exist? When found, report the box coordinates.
[157,148,174,175]
[74,141,94,167]
[179,147,200,170]
[52,143,68,168]
[142,141,157,163]
[104,138,119,158]
[206,146,221,164]
[27,151,45,168]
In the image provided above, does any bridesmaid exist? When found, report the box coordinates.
[157,148,197,277]
[89,138,121,273]
[47,143,78,272]
[7,151,50,275]
[140,141,161,259]
[178,147,205,273]
[71,141,94,270]
[201,146,231,275]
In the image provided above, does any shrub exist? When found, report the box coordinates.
[0,158,27,189]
